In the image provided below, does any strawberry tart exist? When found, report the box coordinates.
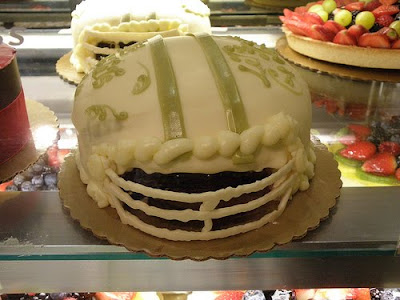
[280,0,400,69]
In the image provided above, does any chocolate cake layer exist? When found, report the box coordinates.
[123,191,279,232]
[95,41,137,60]
[122,168,273,193]
[121,169,277,232]
[0,45,22,110]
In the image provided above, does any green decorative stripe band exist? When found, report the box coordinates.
[149,35,186,140]
[193,33,249,134]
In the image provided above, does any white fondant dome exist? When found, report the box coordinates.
[73,34,312,175]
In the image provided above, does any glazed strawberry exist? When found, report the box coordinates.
[345,104,367,120]
[286,12,307,22]
[336,0,355,6]
[347,24,368,40]
[378,141,400,156]
[339,141,377,160]
[312,98,326,108]
[0,181,13,192]
[324,20,346,35]
[372,5,400,17]
[215,291,245,300]
[362,152,397,175]
[325,100,338,113]
[304,12,325,25]
[334,29,358,45]
[282,18,312,36]
[339,134,357,145]
[345,2,365,11]
[348,124,371,139]
[379,0,398,5]
[283,8,295,18]
[377,15,395,27]
[365,0,382,11]
[358,32,391,48]
[283,9,308,22]
[393,39,400,48]
[395,168,400,181]
[309,24,336,41]
[295,6,308,14]
[378,26,399,41]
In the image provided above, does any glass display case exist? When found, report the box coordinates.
[0,0,400,296]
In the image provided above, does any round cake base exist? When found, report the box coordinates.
[0,99,59,183]
[59,143,341,261]
[56,51,84,86]
[276,36,400,82]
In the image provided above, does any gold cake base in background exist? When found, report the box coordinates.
[56,51,83,86]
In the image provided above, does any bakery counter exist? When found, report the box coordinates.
[1,27,400,292]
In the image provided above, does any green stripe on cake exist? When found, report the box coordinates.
[193,33,249,134]
[149,35,186,140]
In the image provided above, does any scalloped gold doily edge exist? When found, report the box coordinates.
[59,145,341,261]
[0,99,59,183]
[56,51,83,86]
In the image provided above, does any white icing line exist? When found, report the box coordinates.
[84,28,184,42]
[105,159,294,203]
[105,173,295,222]
[107,185,293,241]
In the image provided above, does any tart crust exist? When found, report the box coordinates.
[283,27,400,69]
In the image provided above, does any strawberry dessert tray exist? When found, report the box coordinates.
[279,0,400,69]
[327,119,400,186]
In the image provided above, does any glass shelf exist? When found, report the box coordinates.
[0,26,400,292]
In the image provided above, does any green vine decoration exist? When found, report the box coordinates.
[277,66,295,87]
[92,54,125,89]
[132,62,151,95]
[222,37,303,95]
[74,73,89,98]
[85,105,128,121]
[239,64,271,88]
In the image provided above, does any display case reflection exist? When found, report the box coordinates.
[293,65,400,187]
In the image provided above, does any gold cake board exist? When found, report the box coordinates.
[56,51,83,86]
[276,37,400,83]
[59,144,341,261]
[0,99,59,183]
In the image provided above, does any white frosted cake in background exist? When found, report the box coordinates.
[72,34,316,241]
[70,0,211,74]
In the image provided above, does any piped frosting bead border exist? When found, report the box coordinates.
[90,112,301,174]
